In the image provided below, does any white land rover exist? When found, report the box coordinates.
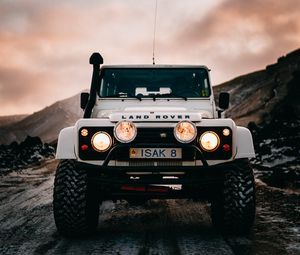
[53,53,256,237]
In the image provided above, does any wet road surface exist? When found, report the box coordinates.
[0,160,299,255]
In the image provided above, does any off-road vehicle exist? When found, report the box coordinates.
[53,53,256,236]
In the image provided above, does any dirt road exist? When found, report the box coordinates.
[0,160,299,255]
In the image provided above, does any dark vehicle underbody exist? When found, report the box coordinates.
[80,161,229,201]
[77,142,236,201]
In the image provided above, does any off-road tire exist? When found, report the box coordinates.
[211,159,256,235]
[53,159,100,237]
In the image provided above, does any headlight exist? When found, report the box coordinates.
[174,121,197,143]
[91,131,112,152]
[199,131,220,152]
[114,121,137,143]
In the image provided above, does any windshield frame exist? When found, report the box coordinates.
[98,66,212,100]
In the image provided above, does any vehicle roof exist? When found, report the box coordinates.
[101,65,210,71]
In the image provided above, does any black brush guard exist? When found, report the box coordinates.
[75,143,235,199]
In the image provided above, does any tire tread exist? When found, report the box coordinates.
[53,160,99,237]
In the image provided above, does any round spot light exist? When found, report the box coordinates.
[174,121,197,143]
[114,121,137,143]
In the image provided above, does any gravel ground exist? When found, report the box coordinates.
[0,160,299,255]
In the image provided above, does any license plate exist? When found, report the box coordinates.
[129,148,182,159]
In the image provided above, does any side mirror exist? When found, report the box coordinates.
[80,92,90,110]
[218,92,230,110]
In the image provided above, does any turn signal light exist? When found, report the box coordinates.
[81,144,89,151]
[223,144,231,152]
[222,128,230,136]
[81,129,88,136]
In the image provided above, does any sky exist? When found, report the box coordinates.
[0,0,299,116]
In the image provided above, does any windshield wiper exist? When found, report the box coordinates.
[102,92,142,101]
[153,93,187,101]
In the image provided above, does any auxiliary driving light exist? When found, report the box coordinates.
[114,121,137,143]
[199,131,220,152]
[91,132,112,152]
[174,121,197,143]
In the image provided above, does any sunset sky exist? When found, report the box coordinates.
[0,0,299,116]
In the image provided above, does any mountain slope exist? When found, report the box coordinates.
[0,94,82,144]
[0,115,28,128]
[214,49,300,126]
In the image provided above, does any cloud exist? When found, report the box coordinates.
[0,0,299,115]
[0,1,134,115]
[172,0,300,83]
[0,0,193,115]
[0,67,50,115]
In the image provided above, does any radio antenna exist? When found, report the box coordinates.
[152,0,158,65]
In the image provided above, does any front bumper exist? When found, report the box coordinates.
[77,160,230,184]
[92,143,209,167]
[76,143,237,199]
[75,142,236,185]
[78,160,236,200]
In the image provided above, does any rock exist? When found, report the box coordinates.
[0,136,55,175]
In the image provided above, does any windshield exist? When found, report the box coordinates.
[99,67,211,99]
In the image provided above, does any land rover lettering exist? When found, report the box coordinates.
[121,114,191,120]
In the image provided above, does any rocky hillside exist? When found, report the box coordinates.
[0,136,55,175]
[249,68,300,190]
[214,48,300,126]
[0,94,82,144]
[215,49,300,190]
[214,49,300,158]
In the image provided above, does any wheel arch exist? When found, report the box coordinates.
[235,126,255,159]
[56,127,76,159]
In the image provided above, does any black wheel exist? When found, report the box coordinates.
[211,159,256,235]
[53,159,100,237]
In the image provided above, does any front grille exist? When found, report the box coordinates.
[134,128,177,143]
[128,160,182,167]
[114,128,195,161]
